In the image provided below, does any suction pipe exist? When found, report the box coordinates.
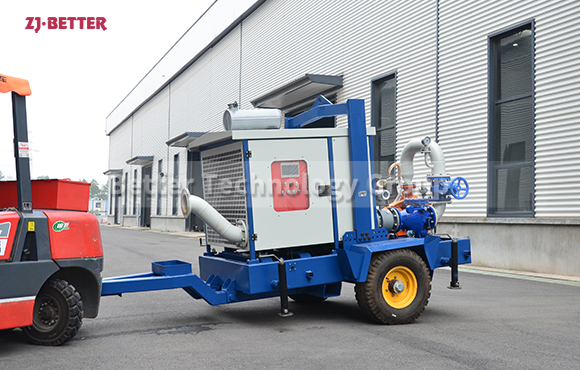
[181,188,247,246]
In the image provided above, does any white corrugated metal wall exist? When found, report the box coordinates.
[108,117,132,171]
[170,24,241,135]
[132,88,170,215]
[439,0,580,217]
[534,1,580,217]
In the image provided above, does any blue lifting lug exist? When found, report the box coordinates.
[463,250,471,259]
[305,270,314,281]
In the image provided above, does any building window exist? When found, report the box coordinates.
[488,22,535,216]
[172,154,179,216]
[123,172,128,215]
[157,159,163,215]
[371,72,397,177]
[132,169,138,215]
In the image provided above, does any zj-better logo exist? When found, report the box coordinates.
[26,17,107,33]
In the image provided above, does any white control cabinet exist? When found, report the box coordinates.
[248,138,334,251]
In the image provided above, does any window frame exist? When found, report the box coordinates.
[132,169,138,215]
[371,71,398,178]
[123,172,128,215]
[157,159,163,216]
[487,20,536,217]
[109,178,114,215]
[172,153,180,216]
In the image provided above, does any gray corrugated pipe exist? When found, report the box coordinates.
[399,137,447,220]
[181,188,247,246]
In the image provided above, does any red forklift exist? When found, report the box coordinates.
[0,73,103,345]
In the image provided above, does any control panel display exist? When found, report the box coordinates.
[271,160,309,212]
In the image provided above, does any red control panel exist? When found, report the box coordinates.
[271,160,309,212]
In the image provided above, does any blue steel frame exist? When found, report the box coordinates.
[242,140,257,261]
[101,96,471,304]
[327,137,339,250]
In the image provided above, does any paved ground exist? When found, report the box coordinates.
[1,226,578,369]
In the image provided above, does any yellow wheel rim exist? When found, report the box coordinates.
[382,266,417,309]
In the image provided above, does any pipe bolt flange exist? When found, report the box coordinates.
[235,219,248,247]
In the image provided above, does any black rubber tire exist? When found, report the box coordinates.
[289,294,327,303]
[22,278,83,346]
[355,249,431,325]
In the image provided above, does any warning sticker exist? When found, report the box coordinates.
[0,222,9,238]
[0,222,9,256]
[18,142,30,158]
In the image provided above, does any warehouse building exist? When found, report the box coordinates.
[105,0,580,276]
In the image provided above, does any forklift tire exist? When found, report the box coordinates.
[355,249,431,325]
[22,278,83,346]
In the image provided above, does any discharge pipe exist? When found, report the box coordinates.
[181,188,247,247]
[399,136,447,220]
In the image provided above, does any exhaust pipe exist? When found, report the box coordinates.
[181,188,247,247]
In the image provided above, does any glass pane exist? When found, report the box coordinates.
[379,128,395,157]
[497,28,533,99]
[376,128,395,176]
[374,75,396,178]
[498,97,534,164]
[496,165,533,213]
[378,78,396,129]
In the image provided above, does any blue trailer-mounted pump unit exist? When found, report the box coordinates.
[102,96,471,324]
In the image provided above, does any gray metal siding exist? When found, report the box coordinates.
[170,24,241,136]
[439,0,580,217]
[170,52,214,137]
[131,88,170,215]
[132,88,169,158]
[534,0,580,217]
[108,117,132,171]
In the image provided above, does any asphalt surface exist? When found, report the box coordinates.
[1,225,578,369]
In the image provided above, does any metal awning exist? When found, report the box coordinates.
[251,74,343,109]
[103,169,122,176]
[166,132,206,147]
[187,131,233,151]
[126,156,154,166]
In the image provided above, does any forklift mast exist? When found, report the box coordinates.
[1,74,33,213]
